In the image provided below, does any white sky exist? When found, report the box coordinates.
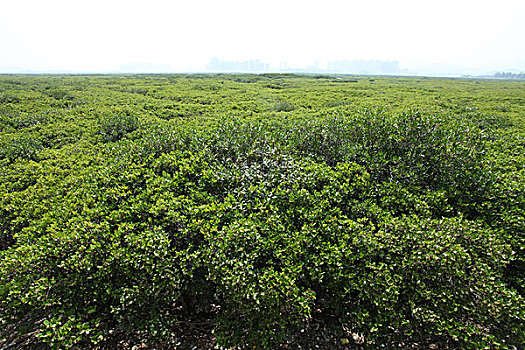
[1,0,524,73]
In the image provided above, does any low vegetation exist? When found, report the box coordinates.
[0,74,524,349]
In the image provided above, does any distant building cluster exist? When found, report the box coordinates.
[492,72,525,79]
[202,58,412,75]
[326,60,401,74]
[207,58,269,73]
[206,58,406,75]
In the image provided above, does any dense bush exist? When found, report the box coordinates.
[0,137,43,163]
[98,110,140,142]
[288,111,490,191]
[271,100,295,112]
[0,93,20,104]
[0,111,49,130]
[329,216,523,347]
[0,75,524,349]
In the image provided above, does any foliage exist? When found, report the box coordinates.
[0,137,43,163]
[98,110,140,142]
[0,74,524,349]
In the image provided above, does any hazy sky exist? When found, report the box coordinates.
[1,0,524,74]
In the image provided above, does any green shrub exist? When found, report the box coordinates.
[0,93,20,104]
[0,137,43,163]
[0,150,215,347]
[1,75,523,349]
[289,111,489,188]
[8,112,50,129]
[325,216,524,348]
[45,88,72,101]
[204,159,370,348]
[0,223,183,348]
[202,154,523,348]
[271,100,295,112]
[98,111,139,142]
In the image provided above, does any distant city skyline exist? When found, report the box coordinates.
[2,57,520,77]
[1,0,524,76]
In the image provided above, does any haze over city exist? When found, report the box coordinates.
[1,0,524,76]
